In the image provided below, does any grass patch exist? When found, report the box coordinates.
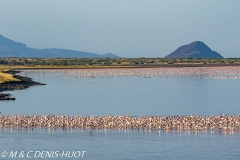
[0,70,20,84]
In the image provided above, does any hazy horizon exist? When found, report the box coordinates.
[0,0,239,58]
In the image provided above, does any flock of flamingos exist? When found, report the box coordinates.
[1,66,240,133]
[0,114,240,134]
[49,66,240,79]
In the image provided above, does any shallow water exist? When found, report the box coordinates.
[1,128,240,160]
[0,68,240,159]
[1,69,240,116]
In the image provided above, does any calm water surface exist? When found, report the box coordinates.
[0,69,240,159]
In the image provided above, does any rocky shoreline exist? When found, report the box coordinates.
[0,70,46,100]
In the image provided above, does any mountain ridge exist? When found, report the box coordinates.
[0,34,119,58]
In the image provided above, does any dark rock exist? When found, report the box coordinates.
[0,93,15,100]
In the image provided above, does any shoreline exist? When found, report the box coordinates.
[2,63,240,70]
[0,70,46,100]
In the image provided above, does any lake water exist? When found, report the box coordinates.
[1,68,240,159]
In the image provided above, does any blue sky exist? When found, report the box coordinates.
[0,0,239,58]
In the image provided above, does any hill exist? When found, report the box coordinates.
[0,34,119,58]
[165,41,223,58]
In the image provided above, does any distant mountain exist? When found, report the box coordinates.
[101,53,118,58]
[165,41,223,58]
[0,34,119,58]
